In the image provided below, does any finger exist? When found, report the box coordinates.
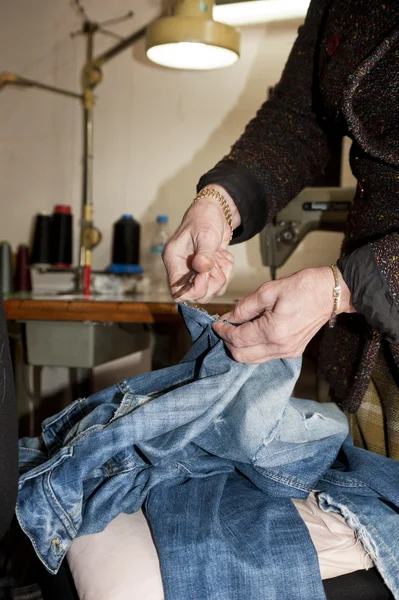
[196,250,234,303]
[213,318,267,348]
[194,270,226,304]
[171,271,196,301]
[174,272,209,303]
[178,248,234,304]
[215,249,235,297]
[224,342,275,364]
[191,226,222,274]
[223,317,325,363]
[164,224,220,293]
[221,283,276,323]
[168,226,224,301]
[191,252,216,274]
[163,237,194,295]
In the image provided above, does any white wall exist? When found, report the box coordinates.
[0,1,355,290]
[0,1,355,392]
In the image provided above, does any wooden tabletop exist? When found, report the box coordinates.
[4,294,237,324]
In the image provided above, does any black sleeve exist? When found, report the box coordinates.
[198,0,340,244]
[0,299,18,541]
[197,160,266,245]
[337,245,399,344]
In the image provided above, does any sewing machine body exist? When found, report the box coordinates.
[260,187,355,277]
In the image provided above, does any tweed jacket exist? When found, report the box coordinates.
[198,0,399,412]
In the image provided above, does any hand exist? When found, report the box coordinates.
[212,267,355,363]
[163,185,241,303]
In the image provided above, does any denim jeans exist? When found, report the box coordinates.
[17,305,399,599]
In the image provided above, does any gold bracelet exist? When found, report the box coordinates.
[193,188,234,242]
[329,264,341,329]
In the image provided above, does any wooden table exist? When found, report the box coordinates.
[4,293,237,372]
[5,294,238,435]
[4,294,235,324]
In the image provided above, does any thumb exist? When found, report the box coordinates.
[191,227,221,274]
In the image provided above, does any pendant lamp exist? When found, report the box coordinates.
[146,0,240,70]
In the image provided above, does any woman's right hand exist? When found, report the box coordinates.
[163,185,240,303]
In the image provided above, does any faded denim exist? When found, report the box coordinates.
[17,305,399,599]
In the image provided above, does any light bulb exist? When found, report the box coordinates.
[213,0,311,27]
[147,42,239,70]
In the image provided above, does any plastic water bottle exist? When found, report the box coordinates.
[149,215,170,295]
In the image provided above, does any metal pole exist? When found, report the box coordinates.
[0,72,82,100]
[79,24,148,293]
[16,79,82,99]
[80,26,96,292]
[93,25,147,67]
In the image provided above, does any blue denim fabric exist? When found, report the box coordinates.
[16,305,399,599]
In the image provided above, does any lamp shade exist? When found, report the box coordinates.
[146,0,240,70]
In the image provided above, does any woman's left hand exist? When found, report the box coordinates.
[212,267,355,363]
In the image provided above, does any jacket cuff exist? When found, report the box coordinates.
[337,245,399,344]
[197,160,267,244]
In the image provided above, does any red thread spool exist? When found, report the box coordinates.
[15,245,32,293]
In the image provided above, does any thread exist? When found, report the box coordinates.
[51,205,73,268]
[0,242,13,296]
[30,212,52,267]
[111,214,141,267]
[15,245,32,293]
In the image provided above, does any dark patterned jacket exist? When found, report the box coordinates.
[198,0,399,412]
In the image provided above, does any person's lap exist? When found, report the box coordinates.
[66,496,381,600]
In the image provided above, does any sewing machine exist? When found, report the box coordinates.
[260,187,355,279]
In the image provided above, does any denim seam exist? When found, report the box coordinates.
[19,448,73,486]
[320,474,366,488]
[46,471,77,537]
[120,375,195,397]
[66,424,105,446]
[15,503,58,574]
[254,466,312,493]
[42,398,84,430]
[106,466,137,477]
[104,462,137,477]
[110,393,136,421]
[19,448,44,455]
[118,372,189,396]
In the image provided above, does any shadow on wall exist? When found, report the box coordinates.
[133,20,302,285]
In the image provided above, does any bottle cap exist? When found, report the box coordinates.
[54,205,72,215]
[157,215,168,223]
[122,214,133,219]
[108,263,144,274]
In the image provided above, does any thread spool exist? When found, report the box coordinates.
[15,245,32,293]
[51,205,73,268]
[0,242,13,296]
[30,212,52,268]
[111,214,141,268]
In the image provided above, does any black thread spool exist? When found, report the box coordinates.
[30,213,52,268]
[111,215,141,267]
[51,205,73,268]
[0,242,13,296]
